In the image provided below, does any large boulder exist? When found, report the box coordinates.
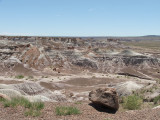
[89,88,119,111]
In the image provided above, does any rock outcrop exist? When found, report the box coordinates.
[72,58,98,69]
[89,88,119,111]
[0,35,160,78]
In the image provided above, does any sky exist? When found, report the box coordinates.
[0,0,160,36]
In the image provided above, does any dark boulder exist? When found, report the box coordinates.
[89,88,119,111]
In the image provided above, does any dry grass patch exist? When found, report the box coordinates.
[56,106,81,116]
[15,75,24,79]
[1,97,44,117]
[122,95,143,110]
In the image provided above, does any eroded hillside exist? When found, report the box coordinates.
[0,36,159,102]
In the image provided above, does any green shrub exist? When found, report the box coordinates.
[15,75,24,79]
[153,95,160,105]
[2,97,44,117]
[0,97,6,102]
[32,102,44,110]
[56,106,81,116]
[3,97,32,108]
[3,100,11,107]
[156,79,160,84]
[122,95,143,110]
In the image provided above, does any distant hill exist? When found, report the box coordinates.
[0,35,160,41]
[143,35,160,37]
[81,35,160,41]
[105,35,160,41]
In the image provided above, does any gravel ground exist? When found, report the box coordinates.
[0,102,160,120]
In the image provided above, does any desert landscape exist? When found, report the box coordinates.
[0,35,160,120]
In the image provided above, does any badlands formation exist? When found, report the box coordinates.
[0,36,160,120]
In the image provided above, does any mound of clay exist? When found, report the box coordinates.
[25,95,51,102]
[0,89,22,98]
[115,81,143,96]
[0,84,14,89]
[0,82,68,102]
[13,82,45,95]
[119,50,142,56]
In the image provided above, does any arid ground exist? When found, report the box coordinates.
[0,36,160,120]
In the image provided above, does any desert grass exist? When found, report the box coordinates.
[122,95,143,110]
[15,75,24,79]
[56,106,81,116]
[1,97,44,117]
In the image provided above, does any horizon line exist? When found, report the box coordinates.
[0,34,160,38]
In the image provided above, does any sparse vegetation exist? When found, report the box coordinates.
[32,102,44,110]
[0,97,6,102]
[74,101,82,104]
[0,97,44,117]
[125,75,130,79]
[28,76,34,79]
[15,75,24,79]
[42,76,48,78]
[122,95,143,110]
[153,95,160,105]
[3,97,32,108]
[56,106,81,116]
[25,109,41,117]
[156,79,160,84]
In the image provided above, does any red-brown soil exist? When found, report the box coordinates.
[0,102,160,120]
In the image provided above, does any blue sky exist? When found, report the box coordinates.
[0,0,160,36]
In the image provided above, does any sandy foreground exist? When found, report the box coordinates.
[0,102,160,120]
